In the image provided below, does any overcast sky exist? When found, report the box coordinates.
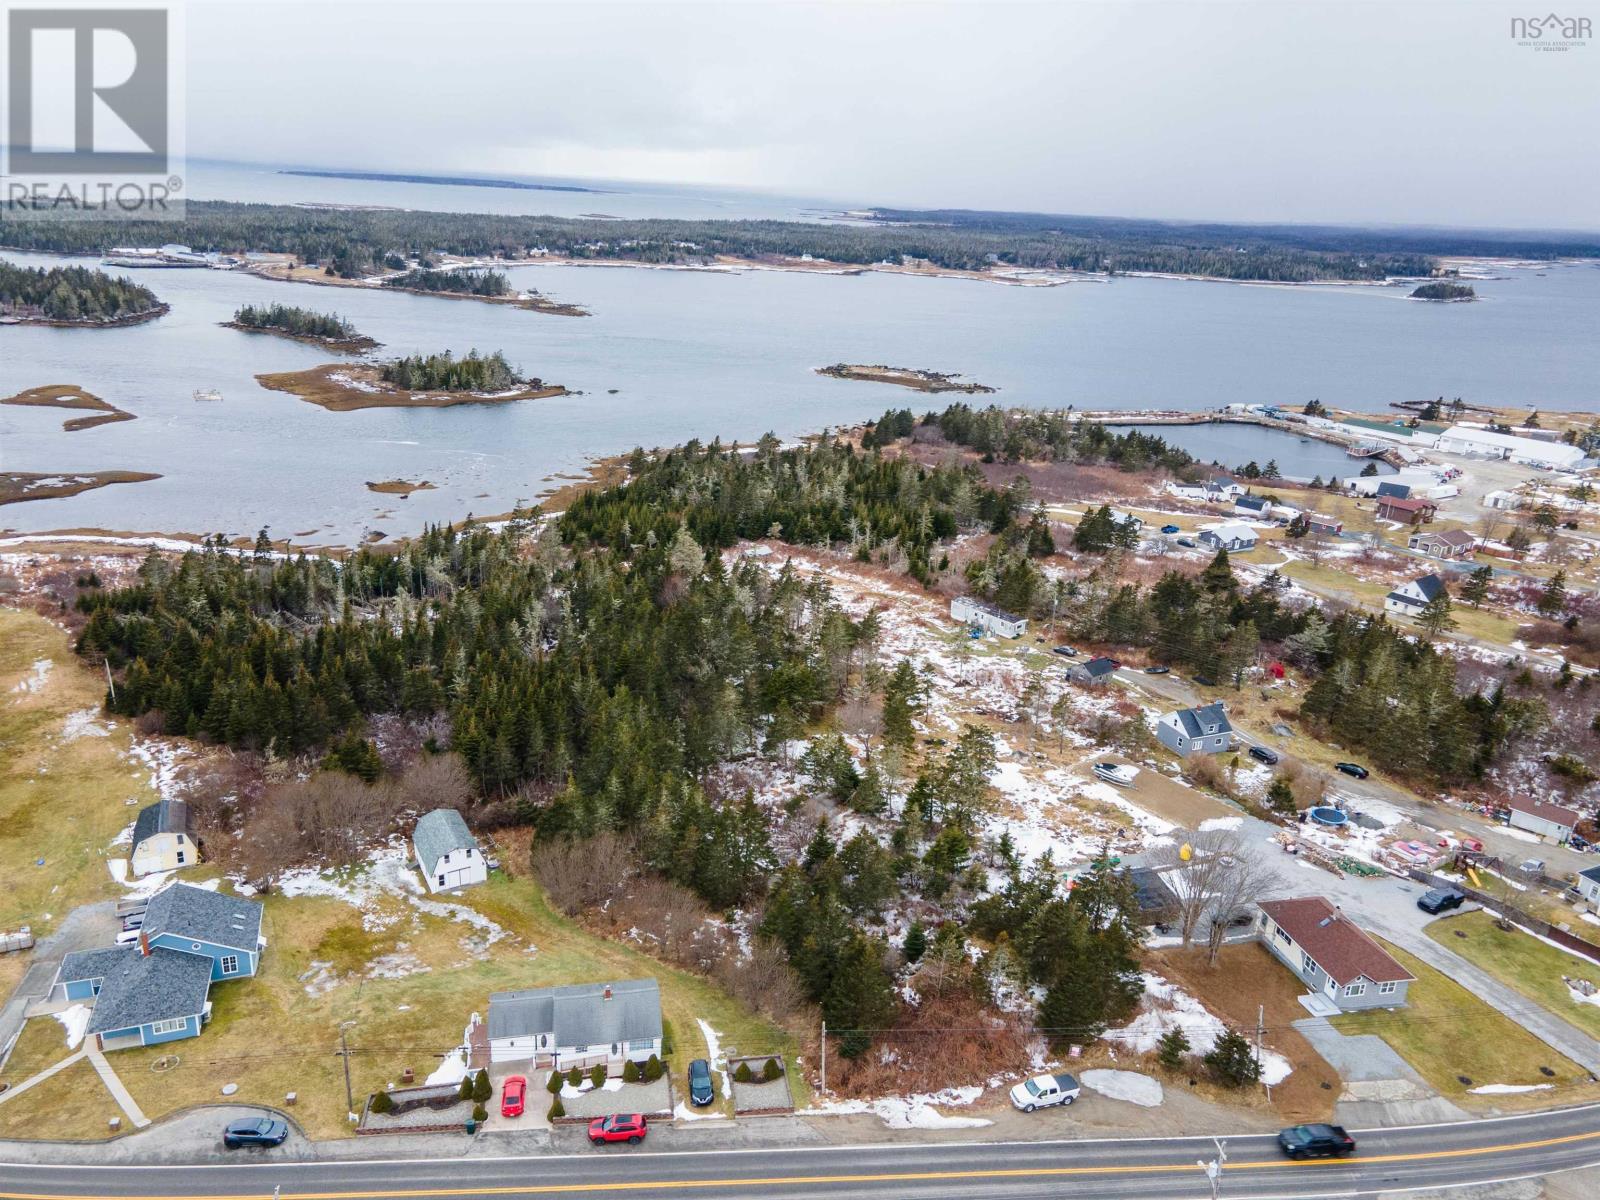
[188,0,1599,229]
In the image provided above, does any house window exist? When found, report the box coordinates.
[1176,737,1186,748]
[572,1044,588,1054]
[1301,952,1317,975]
[176,851,185,864]
[628,1039,655,1051]
[220,955,239,975]
[1344,982,1366,998]
[437,874,446,887]
[1378,981,1398,996]
[149,1017,188,1036]
[1274,927,1292,947]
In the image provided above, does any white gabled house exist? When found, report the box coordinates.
[487,979,663,1074]
[129,797,198,878]
[1384,573,1445,618]
[414,808,487,894]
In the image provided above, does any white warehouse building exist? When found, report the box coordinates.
[1435,426,1585,470]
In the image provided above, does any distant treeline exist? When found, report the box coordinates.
[0,260,160,323]
[378,349,523,392]
[383,267,510,297]
[9,199,1587,282]
[232,303,358,340]
[864,403,1198,475]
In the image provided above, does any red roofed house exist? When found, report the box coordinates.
[1505,795,1581,844]
[1257,897,1414,1013]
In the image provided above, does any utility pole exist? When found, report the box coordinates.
[819,1024,832,1100]
[1256,1004,1270,1103]
[1197,1137,1227,1200]
[338,1021,357,1114]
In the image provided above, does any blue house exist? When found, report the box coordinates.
[52,883,263,1052]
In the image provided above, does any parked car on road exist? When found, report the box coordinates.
[1176,537,1198,548]
[1520,859,1546,876]
[1144,665,1171,675]
[223,1117,288,1149]
[1335,762,1369,779]
[1161,524,1181,535]
[1092,762,1140,787]
[589,1113,648,1145]
[500,1074,526,1118]
[1417,888,1465,915]
[1277,1123,1355,1159]
[1009,1072,1080,1112]
[1248,745,1280,765]
[1052,646,1080,657]
[687,1058,715,1106]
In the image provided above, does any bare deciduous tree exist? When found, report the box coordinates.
[1150,829,1276,960]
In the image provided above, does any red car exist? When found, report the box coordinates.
[588,1113,648,1145]
[500,1075,527,1118]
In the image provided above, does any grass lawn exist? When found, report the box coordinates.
[1146,943,1341,1123]
[0,1058,121,1141]
[1331,939,1595,1105]
[1425,910,1600,1041]
[0,1013,78,1082]
[106,868,801,1139]
[0,608,162,937]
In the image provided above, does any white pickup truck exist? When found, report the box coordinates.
[1009,1072,1080,1112]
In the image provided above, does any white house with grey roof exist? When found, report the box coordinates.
[50,882,263,1052]
[414,808,486,893]
[950,595,1027,639]
[1156,703,1236,757]
[129,796,197,877]
[487,979,663,1074]
[1385,573,1445,618]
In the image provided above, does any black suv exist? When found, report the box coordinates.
[1248,745,1280,765]
[223,1117,289,1149]
[1335,762,1369,779]
[1277,1123,1355,1160]
[1417,888,1465,914]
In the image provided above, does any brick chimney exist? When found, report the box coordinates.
[138,929,150,957]
[603,984,612,1001]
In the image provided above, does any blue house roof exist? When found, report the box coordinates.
[142,882,262,953]
[83,947,213,1036]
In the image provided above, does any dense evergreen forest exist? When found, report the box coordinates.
[866,403,1199,474]
[69,432,1556,1048]
[1409,281,1476,301]
[0,198,1540,281]
[230,303,360,340]
[0,260,161,323]
[378,350,524,392]
[383,267,511,296]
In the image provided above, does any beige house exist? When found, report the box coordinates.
[130,798,198,878]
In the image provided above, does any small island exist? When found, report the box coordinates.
[2,384,135,431]
[223,303,377,351]
[0,261,166,327]
[381,267,587,316]
[365,479,436,496]
[256,348,566,412]
[817,363,997,394]
[1409,281,1477,302]
[0,470,161,506]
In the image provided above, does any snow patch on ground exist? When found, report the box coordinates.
[52,1004,91,1050]
[1107,973,1293,1086]
[277,841,510,953]
[674,1101,726,1121]
[696,1018,732,1098]
[1198,816,1243,832]
[425,1020,477,1087]
[61,708,110,741]
[1080,1069,1163,1107]
[806,1086,991,1129]
[1469,1083,1553,1095]
[12,658,52,693]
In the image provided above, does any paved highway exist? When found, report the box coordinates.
[3,1105,1598,1200]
